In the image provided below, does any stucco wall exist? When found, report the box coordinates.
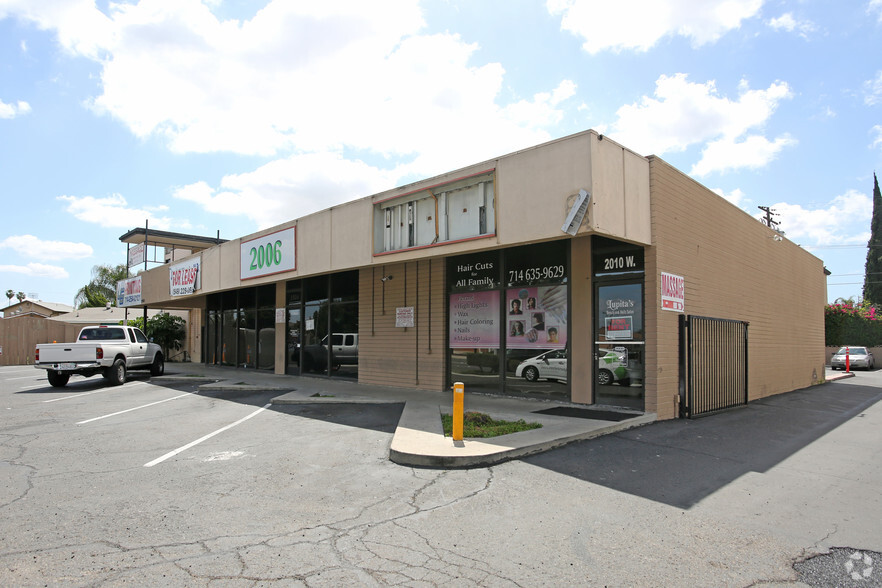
[645,157,826,420]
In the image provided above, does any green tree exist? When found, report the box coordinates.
[146,313,186,360]
[16,291,25,303]
[5,289,13,306]
[118,313,186,360]
[74,264,127,309]
[120,316,146,331]
[863,173,882,304]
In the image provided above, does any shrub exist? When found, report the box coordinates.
[825,301,882,346]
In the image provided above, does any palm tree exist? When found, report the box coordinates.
[16,291,25,303]
[5,289,13,306]
[74,264,127,309]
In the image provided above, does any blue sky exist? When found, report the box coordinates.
[1,0,881,307]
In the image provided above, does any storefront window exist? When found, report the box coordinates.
[448,251,501,392]
[447,242,569,399]
[286,282,301,375]
[503,242,568,400]
[256,285,275,370]
[206,308,218,365]
[330,271,358,380]
[237,288,256,368]
[303,276,329,375]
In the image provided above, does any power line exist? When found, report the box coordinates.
[803,245,869,249]
[829,281,882,285]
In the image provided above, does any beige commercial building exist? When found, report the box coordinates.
[125,130,827,419]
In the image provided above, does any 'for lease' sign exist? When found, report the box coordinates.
[170,257,201,297]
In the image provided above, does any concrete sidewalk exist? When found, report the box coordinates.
[156,363,655,468]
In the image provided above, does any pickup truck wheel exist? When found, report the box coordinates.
[105,359,126,386]
[150,354,165,376]
[47,371,70,388]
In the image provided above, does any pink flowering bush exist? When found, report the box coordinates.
[825,301,882,345]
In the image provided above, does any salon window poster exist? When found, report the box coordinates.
[449,291,501,349]
[506,285,567,349]
[597,283,644,342]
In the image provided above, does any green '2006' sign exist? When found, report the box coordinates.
[240,227,296,279]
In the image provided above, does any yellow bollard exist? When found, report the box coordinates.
[452,381,464,441]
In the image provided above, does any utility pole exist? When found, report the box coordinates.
[758,206,780,231]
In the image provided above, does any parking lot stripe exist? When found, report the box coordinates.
[42,388,110,402]
[42,381,147,402]
[77,393,193,424]
[144,403,271,468]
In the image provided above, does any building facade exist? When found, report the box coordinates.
[127,130,827,419]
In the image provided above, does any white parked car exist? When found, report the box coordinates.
[830,346,874,370]
[515,349,568,382]
[515,348,642,385]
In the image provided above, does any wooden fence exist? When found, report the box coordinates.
[1,317,86,366]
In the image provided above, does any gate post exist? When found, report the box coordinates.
[678,314,688,418]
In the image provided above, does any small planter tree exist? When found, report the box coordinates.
[145,313,187,361]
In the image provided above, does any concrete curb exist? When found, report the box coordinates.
[388,403,657,468]
[826,371,856,382]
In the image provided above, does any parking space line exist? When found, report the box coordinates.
[42,388,110,402]
[42,381,148,402]
[77,393,193,424]
[144,403,271,468]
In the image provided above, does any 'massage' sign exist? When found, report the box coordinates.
[661,271,685,312]
[241,227,296,280]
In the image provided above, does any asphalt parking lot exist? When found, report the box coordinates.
[2,364,881,587]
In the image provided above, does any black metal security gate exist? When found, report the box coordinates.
[678,315,748,418]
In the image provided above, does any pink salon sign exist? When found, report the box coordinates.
[449,291,500,349]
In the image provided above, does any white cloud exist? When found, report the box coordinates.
[0,0,114,58]
[872,125,882,149]
[547,0,764,53]
[608,74,794,175]
[174,152,398,229]
[691,134,797,176]
[865,71,882,106]
[764,190,872,245]
[0,0,568,171]
[0,99,31,119]
[2,0,578,226]
[0,235,93,261]
[0,263,69,279]
[57,194,188,231]
[767,13,816,37]
[870,0,882,22]
[711,187,748,207]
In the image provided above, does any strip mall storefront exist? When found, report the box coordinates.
[126,130,827,420]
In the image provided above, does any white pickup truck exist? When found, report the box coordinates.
[35,325,164,387]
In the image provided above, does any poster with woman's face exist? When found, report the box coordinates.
[506,286,567,349]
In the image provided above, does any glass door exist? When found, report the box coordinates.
[594,282,645,410]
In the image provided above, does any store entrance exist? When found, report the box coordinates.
[591,236,645,411]
[594,282,645,410]
[594,282,646,410]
